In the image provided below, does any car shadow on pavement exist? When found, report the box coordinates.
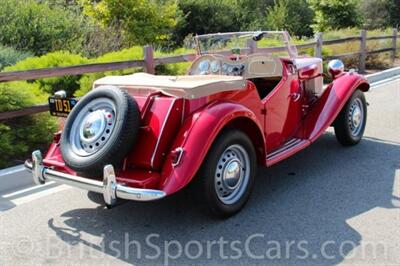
[48,133,400,265]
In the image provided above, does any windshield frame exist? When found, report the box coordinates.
[194,31,298,58]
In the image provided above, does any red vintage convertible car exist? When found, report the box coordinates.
[25,31,369,217]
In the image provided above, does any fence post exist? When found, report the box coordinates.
[315,32,323,58]
[143,45,155,74]
[247,39,257,54]
[392,28,398,62]
[359,30,367,74]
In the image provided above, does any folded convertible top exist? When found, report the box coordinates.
[94,73,246,99]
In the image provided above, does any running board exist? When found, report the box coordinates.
[266,138,310,166]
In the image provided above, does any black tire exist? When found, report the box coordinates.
[334,89,367,146]
[61,86,140,177]
[193,129,256,218]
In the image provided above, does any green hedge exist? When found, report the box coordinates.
[0,0,86,56]
[0,45,33,70]
[5,51,89,97]
[0,83,57,168]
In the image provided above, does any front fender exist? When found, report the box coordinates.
[159,100,264,195]
[303,72,369,141]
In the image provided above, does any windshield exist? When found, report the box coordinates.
[194,31,298,58]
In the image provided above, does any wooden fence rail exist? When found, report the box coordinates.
[0,29,399,121]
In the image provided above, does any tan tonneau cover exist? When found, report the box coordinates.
[94,73,246,99]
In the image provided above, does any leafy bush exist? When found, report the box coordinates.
[173,0,241,46]
[0,0,87,55]
[265,0,314,38]
[82,0,182,46]
[4,52,89,97]
[0,83,57,168]
[358,0,391,30]
[309,0,361,32]
[76,46,144,96]
[0,45,33,70]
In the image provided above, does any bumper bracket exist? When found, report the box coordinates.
[24,151,166,206]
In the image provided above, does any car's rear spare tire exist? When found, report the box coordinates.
[60,86,140,177]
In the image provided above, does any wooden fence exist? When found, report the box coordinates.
[0,29,398,121]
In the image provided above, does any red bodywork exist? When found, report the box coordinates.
[42,56,369,197]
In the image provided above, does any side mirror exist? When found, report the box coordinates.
[298,64,319,80]
[328,59,345,79]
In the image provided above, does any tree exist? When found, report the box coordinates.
[82,0,182,46]
[265,0,314,37]
[0,0,87,55]
[309,0,361,32]
[387,0,400,28]
[359,0,391,29]
[236,0,275,30]
[172,0,242,46]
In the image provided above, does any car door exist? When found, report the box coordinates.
[263,60,303,152]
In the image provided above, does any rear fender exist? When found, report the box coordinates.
[303,72,369,141]
[159,101,265,195]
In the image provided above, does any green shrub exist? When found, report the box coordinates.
[0,0,87,55]
[0,83,57,168]
[4,52,89,97]
[76,46,144,96]
[82,0,182,46]
[173,0,241,46]
[265,0,314,38]
[0,45,33,70]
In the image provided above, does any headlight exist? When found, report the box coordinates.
[328,59,344,78]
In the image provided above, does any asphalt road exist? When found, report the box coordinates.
[0,78,399,265]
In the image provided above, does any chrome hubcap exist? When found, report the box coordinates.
[80,110,106,141]
[224,160,242,189]
[348,98,364,136]
[70,98,116,156]
[215,144,250,205]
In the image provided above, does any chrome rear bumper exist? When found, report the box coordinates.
[24,150,166,206]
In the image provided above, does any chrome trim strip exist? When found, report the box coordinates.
[267,138,302,158]
[150,98,177,168]
[25,151,166,205]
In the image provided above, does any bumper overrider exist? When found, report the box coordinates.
[24,150,166,206]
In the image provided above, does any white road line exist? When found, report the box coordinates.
[0,184,71,212]
[8,185,70,206]
[2,181,56,198]
[370,77,400,88]
[0,165,25,177]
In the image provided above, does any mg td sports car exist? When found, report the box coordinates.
[25,31,369,218]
